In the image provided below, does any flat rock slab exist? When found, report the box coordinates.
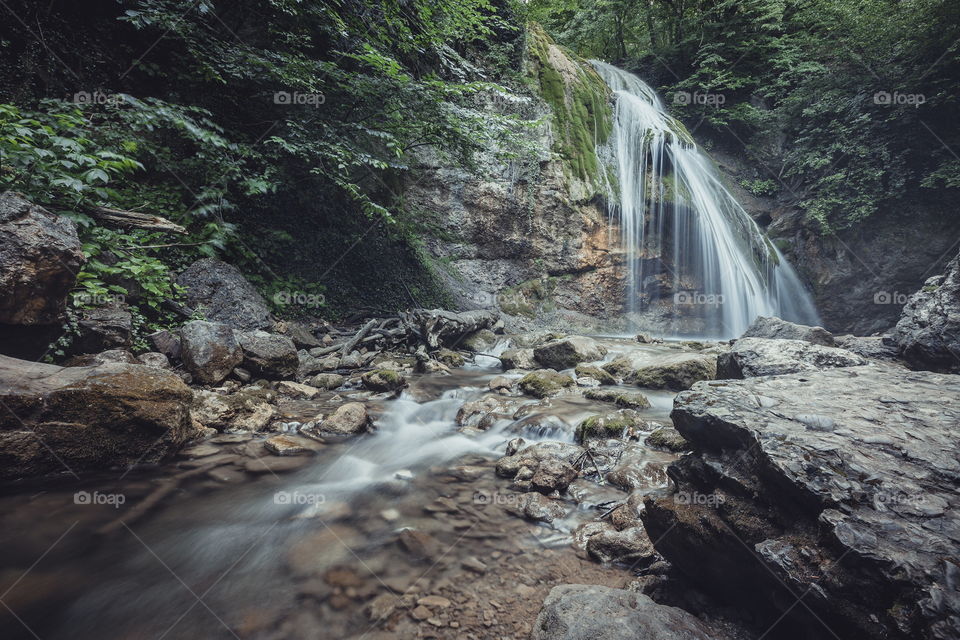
[532,584,713,640]
[647,365,960,640]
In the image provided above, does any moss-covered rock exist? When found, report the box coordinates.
[519,369,575,398]
[501,348,537,370]
[645,426,689,452]
[436,348,465,368]
[575,410,646,443]
[575,364,617,385]
[309,373,345,390]
[583,388,651,409]
[632,354,717,390]
[534,336,607,369]
[361,368,407,392]
[461,329,498,353]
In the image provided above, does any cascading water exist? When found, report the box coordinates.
[591,61,820,338]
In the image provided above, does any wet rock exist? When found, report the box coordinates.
[717,336,866,379]
[585,523,656,565]
[436,348,465,367]
[276,380,321,399]
[519,493,567,523]
[575,410,648,443]
[180,320,243,385]
[835,334,899,360]
[0,355,193,478]
[892,251,960,372]
[273,319,321,349]
[528,457,578,494]
[605,446,670,491]
[461,556,488,574]
[361,369,407,392]
[148,329,181,361]
[231,402,276,431]
[741,315,836,346]
[519,369,575,398]
[264,434,317,456]
[235,330,298,379]
[644,426,688,452]
[496,441,583,478]
[456,395,518,429]
[0,192,84,337]
[74,304,133,353]
[645,365,960,640]
[630,353,716,390]
[309,373,345,390]
[398,529,441,562]
[488,375,514,392]
[310,402,370,436]
[460,328,498,352]
[136,351,171,369]
[534,336,607,369]
[574,364,616,385]
[500,348,536,370]
[583,388,651,409]
[177,258,273,330]
[532,584,713,640]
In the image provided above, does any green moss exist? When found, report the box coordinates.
[575,410,644,442]
[518,369,575,398]
[526,24,612,183]
[575,364,617,385]
[645,426,690,452]
[584,388,651,409]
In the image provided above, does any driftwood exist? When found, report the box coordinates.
[340,319,378,356]
[91,206,187,235]
[401,309,499,349]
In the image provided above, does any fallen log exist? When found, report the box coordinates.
[91,206,187,234]
[340,319,377,356]
[401,309,499,349]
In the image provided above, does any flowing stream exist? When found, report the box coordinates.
[591,61,820,338]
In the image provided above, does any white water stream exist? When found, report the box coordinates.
[592,61,820,338]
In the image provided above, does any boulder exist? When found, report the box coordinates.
[644,426,688,452]
[518,369,575,398]
[892,252,960,372]
[534,336,607,369]
[361,369,407,392]
[575,410,647,443]
[176,258,273,330]
[631,353,716,390]
[584,523,656,565]
[136,352,171,369]
[235,331,298,379]
[460,329,498,352]
[308,373,345,390]
[180,321,243,385]
[583,388,651,409]
[0,355,194,478]
[717,337,866,379]
[312,402,370,436]
[500,347,536,370]
[0,192,84,326]
[574,364,616,385]
[741,315,836,346]
[148,329,181,361]
[644,366,960,640]
[518,493,567,523]
[73,304,133,353]
[532,585,713,640]
[834,335,899,360]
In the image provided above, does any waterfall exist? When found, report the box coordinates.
[591,61,820,338]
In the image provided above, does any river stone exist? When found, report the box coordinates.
[0,355,194,478]
[235,330,298,379]
[314,402,370,436]
[361,369,407,392]
[500,347,536,370]
[741,315,836,346]
[532,584,713,640]
[180,320,243,385]
[574,364,616,385]
[308,373,345,390]
[717,336,867,379]
[583,388,651,409]
[177,258,273,330]
[630,353,716,390]
[518,369,575,398]
[534,336,607,369]
[644,365,960,640]
[892,251,960,372]
[136,352,171,369]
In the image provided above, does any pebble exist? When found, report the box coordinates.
[461,556,488,574]
[418,595,451,608]
[410,605,432,620]
[381,508,401,522]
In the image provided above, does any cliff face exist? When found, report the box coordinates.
[405,27,627,331]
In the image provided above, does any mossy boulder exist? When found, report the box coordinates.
[534,336,607,370]
[575,410,646,443]
[645,426,689,452]
[583,388,651,409]
[361,369,407,392]
[309,373,345,390]
[436,348,465,368]
[518,369,575,398]
[575,364,617,385]
[501,348,537,370]
[632,354,716,390]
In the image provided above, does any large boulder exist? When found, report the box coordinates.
[534,336,607,369]
[892,252,960,372]
[644,366,960,640]
[235,331,298,379]
[0,193,85,357]
[717,337,866,379]
[180,321,243,385]
[532,585,713,640]
[500,347,536,370]
[518,369,575,397]
[741,315,835,346]
[176,258,273,330]
[628,353,717,390]
[73,304,133,353]
[0,355,194,479]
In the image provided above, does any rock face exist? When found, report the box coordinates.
[0,193,85,357]
[532,585,713,640]
[892,251,960,372]
[717,337,867,378]
[534,336,607,369]
[235,331,298,379]
[643,366,960,640]
[176,258,273,330]
[0,355,194,478]
[741,315,835,346]
[180,321,243,385]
